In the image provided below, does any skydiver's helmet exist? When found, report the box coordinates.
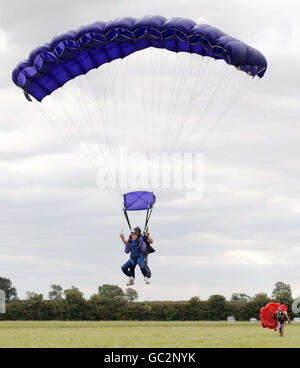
[133,227,142,235]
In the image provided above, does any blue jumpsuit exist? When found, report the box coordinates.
[121,237,150,278]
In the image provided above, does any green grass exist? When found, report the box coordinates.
[0,321,299,348]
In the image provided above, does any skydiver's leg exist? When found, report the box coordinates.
[121,259,135,277]
[276,321,281,334]
[144,253,152,278]
[280,322,285,337]
[138,257,151,278]
[130,265,136,279]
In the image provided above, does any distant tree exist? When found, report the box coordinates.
[48,284,63,300]
[231,293,251,302]
[64,287,85,303]
[274,291,294,308]
[251,293,270,307]
[63,287,87,320]
[208,295,226,320]
[272,282,292,300]
[189,296,201,305]
[186,297,205,320]
[26,293,44,305]
[26,291,37,299]
[25,293,44,320]
[0,277,17,302]
[125,288,139,302]
[98,284,124,298]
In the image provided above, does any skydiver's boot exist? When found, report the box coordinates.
[144,277,150,285]
[127,277,135,286]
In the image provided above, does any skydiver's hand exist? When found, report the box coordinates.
[120,233,125,240]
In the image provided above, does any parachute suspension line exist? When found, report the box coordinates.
[33,66,122,205]
[144,206,153,232]
[172,62,231,154]
[137,49,149,156]
[123,209,132,231]
[78,71,113,162]
[157,53,202,159]
[53,60,102,164]
[121,58,128,167]
[162,53,198,153]
[150,48,161,191]
[82,60,125,202]
[149,49,155,188]
[158,52,186,154]
[83,73,124,201]
[174,70,253,159]
[180,68,256,152]
[152,49,166,192]
[150,48,157,187]
[73,80,104,162]
[198,75,259,148]
[99,64,121,169]
[32,99,98,172]
[57,70,120,202]
[174,62,231,154]
[39,93,99,171]
[107,61,122,194]
[34,97,121,204]
[155,59,257,198]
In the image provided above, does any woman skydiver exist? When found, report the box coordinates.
[120,229,151,286]
[274,305,290,337]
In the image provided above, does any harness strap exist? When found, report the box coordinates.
[138,256,144,263]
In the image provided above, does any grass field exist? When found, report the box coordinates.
[0,321,299,348]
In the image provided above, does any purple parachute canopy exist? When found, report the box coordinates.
[12,15,267,101]
[123,191,156,211]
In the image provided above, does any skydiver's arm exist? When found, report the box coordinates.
[147,236,153,244]
[139,241,147,254]
[124,243,131,253]
[120,234,127,245]
[144,232,153,244]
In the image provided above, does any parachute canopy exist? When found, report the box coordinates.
[123,191,156,211]
[260,303,288,329]
[11,15,268,214]
[12,15,267,102]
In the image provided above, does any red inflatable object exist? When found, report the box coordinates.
[260,303,288,329]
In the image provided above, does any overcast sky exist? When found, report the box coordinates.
[0,0,300,301]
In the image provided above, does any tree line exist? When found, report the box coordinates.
[0,278,298,321]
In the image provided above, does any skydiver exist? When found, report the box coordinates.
[133,227,155,278]
[274,305,290,337]
[120,229,150,286]
[122,227,155,280]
